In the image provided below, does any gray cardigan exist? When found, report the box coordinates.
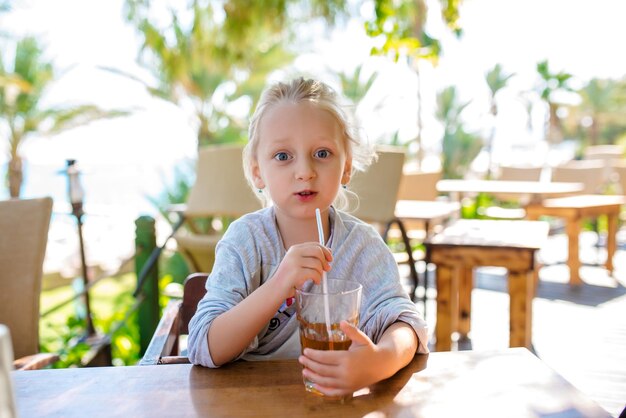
[187,206,428,368]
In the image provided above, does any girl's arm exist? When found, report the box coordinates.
[298,321,418,397]
[208,243,332,366]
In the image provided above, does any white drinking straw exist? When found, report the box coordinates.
[315,208,333,339]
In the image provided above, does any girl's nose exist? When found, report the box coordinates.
[295,158,316,181]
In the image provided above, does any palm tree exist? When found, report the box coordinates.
[364,0,462,167]
[0,37,127,197]
[120,0,346,149]
[436,86,482,179]
[485,64,514,178]
[536,60,575,144]
[576,78,619,146]
[337,64,378,107]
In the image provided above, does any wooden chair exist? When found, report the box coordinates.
[397,170,441,202]
[611,161,626,195]
[174,145,262,273]
[348,146,406,226]
[396,169,443,239]
[493,165,543,202]
[0,197,59,370]
[583,144,623,185]
[484,165,544,220]
[584,144,623,159]
[348,146,421,298]
[140,273,208,365]
[552,160,605,196]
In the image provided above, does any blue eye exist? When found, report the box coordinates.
[274,152,290,161]
[315,149,330,159]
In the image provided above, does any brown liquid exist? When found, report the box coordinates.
[297,319,356,351]
[297,318,358,400]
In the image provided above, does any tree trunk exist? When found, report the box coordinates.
[415,63,423,169]
[589,118,599,146]
[8,155,23,198]
[547,103,563,144]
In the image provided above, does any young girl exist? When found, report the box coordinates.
[188,78,428,397]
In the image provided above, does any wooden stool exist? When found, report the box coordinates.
[525,194,625,286]
[425,220,549,351]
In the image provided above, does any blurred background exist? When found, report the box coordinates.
[1,0,626,390]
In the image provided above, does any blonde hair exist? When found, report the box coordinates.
[243,77,375,208]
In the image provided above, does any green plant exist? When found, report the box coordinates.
[566,77,626,146]
[0,36,128,197]
[40,315,91,368]
[336,64,378,106]
[365,0,462,165]
[436,86,482,179]
[120,0,347,149]
[485,64,515,178]
[94,290,141,366]
[536,60,575,144]
[39,274,142,367]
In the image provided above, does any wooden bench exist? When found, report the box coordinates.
[525,194,625,286]
[425,219,549,351]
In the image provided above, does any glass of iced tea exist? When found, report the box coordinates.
[295,279,362,398]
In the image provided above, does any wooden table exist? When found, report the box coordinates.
[425,220,549,351]
[437,179,584,203]
[12,348,609,418]
[526,194,626,285]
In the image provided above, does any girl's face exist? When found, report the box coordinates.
[251,101,351,222]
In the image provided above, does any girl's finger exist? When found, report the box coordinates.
[302,368,343,391]
[301,348,342,365]
[321,246,333,262]
[300,261,324,279]
[298,355,338,378]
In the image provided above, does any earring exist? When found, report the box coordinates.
[257,188,263,193]
[341,184,347,189]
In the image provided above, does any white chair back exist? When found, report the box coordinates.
[583,145,623,184]
[552,160,605,195]
[611,162,626,195]
[583,144,623,160]
[175,145,262,273]
[494,165,543,202]
[398,170,441,201]
[348,146,405,223]
[185,144,262,217]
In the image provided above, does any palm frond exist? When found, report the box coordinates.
[98,66,170,100]
[43,106,132,135]
[485,63,514,96]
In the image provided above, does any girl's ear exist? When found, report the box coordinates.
[341,157,352,186]
[251,160,265,189]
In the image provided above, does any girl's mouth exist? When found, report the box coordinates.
[295,190,317,201]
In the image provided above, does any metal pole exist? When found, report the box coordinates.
[75,209,96,336]
[66,159,95,336]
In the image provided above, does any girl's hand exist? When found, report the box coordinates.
[272,243,332,299]
[297,321,382,397]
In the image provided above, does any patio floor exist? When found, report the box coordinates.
[404,230,626,417]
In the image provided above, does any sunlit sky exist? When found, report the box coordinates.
[1,0,626,210]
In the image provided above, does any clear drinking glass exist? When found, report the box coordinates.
[295,279,362,399]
